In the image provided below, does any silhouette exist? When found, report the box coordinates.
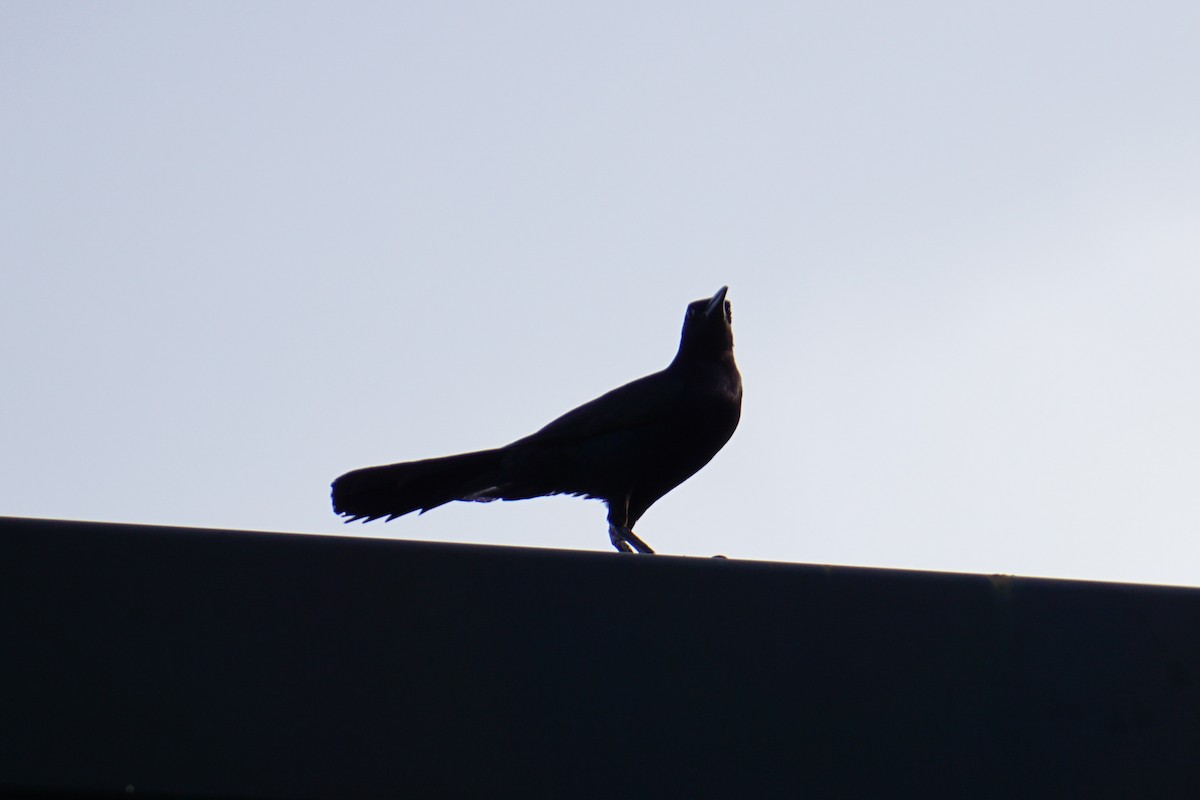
[332,286,742,553]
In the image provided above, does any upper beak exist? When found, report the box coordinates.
[704,286,729,317]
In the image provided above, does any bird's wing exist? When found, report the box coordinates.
[513,369,682,447]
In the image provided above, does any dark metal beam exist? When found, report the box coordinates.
[3,516,1199,798]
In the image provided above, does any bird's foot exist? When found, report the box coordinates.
[609,523,655,554]
[609,525,638,551]
[609,523,635,552]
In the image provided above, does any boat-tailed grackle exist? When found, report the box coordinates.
[331,286,742,553]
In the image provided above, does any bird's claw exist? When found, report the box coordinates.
[609,523,655,554]
[609,523,635,552]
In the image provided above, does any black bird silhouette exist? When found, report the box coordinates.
[331,286,742,553]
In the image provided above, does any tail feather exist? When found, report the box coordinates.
[331,449,507,523]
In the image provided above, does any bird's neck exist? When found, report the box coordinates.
[669,347,738,374]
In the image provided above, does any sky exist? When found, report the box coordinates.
[3,2,1199,586]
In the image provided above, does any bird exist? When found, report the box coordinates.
[331,286,742,554]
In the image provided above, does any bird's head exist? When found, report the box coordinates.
[675,286,734,362]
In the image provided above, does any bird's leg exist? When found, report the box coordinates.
[608,523,655,554]
[621,528,656,554]
[608,500,640,553]
[607,498,655,554]
[608,523,636,553]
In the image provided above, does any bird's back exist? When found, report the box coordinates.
[499,353,741,525]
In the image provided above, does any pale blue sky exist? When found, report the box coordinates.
[3,2,1199,585]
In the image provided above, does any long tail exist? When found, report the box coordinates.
[331,449,508,522]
